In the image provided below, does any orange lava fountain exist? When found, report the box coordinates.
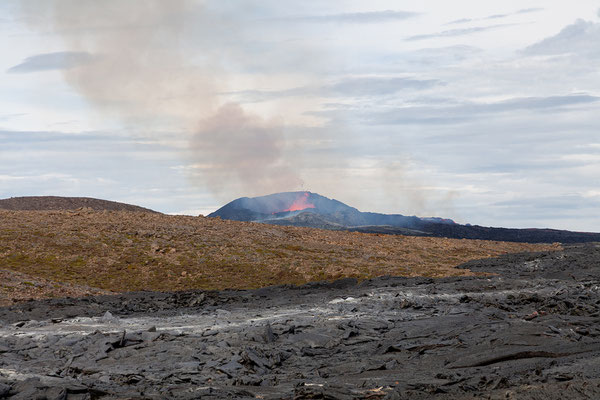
[283,192,315,212]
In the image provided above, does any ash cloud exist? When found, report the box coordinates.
[191,103,302,197]
[13,0,303,199]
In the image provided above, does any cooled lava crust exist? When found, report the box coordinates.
[1,244,600,399]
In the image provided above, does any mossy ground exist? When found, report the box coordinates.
[0,210,560,301]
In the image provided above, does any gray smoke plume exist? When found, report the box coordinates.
[12,0,452,216]
[14,0,303,198]
[192,103,302,196]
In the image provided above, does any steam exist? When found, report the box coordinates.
[14,0,303,198]
[382,161,458,219]
[192,103,302,197]
[12,1,452,216]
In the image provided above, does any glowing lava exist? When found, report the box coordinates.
[283,192,315,212]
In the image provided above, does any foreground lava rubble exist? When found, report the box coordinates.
[1,244,600,399]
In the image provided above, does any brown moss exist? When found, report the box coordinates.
[0,210,561,302]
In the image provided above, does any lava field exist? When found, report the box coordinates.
[1,244,600,399]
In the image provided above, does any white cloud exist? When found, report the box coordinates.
[0,174,26,182]
[282,10,419,23]
[2,1,600,231]
[7,51,94,74]
[524,19,600,57]
[446,8,543,25]
[561,154,600,163]
[406,23,522,41]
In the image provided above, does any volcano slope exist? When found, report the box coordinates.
[210,192,600,244]
[1,243,600,399]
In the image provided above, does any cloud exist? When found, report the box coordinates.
[472,94,600,112]
[226,76,442,102]
[407,23,520,41]
[485,14,507,20]
[0,174,27,183]
[330,94,600,126]
[492,195,600,212]
[0,129,128,145]
[0,113,26,121]
[6,2,599,231]
[447,8,542,25]
[11,0,322,200]
[0,126,197,212]
[189,103,302,197]
[381,46,483,69]
[517,8,544,15]
[7,51,94,73]
[326,77,441,96]
[446,18,472,25]
[485,8,543,20]
[524,19,600,57]
[285,10,419,23]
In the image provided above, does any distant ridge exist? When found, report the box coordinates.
[0,196,159,213]
[210,191,600,244]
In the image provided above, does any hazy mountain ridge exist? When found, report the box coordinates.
[0,196,159,213]
[209,191,600,244]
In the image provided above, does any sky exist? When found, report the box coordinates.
[1,0,599,231]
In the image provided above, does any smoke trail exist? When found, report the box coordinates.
[13,0,449,214]
[14,0,303,198]
[191,103,302,197]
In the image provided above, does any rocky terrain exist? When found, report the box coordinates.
[0,209,554,305]
[0,269,111,307]
[0,196,158,213]
[0,200,595,399]
[1,244,599,399]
